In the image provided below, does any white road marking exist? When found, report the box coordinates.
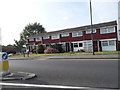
[0,82,115,90]
[0,82,91,89]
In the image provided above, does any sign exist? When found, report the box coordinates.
[2,53,8,60]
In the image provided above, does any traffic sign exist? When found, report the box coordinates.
[2,53,8,60]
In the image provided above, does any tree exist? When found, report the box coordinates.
[14,22,46,53]
[2,44,17,54]
[23,22,46,37]
[14,39,25,53]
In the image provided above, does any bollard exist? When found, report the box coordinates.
[0,52,10,76]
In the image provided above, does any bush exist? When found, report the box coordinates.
[37,44,45,54]
[44,47,59,54]
[51,44,64,53]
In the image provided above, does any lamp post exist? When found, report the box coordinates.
[89,0,95,55]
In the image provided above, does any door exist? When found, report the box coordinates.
[93,41,98,52]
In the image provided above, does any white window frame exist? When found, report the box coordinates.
[29,38,34,41]
[61,33,69,37]
[73,43,79,47]
[43,36,49,39]
[36,37,42,41]
[101,40,116,46]
[51,34,60,40]
[102,41,109,46]
[86,29,96,34]
[100,26,115,34]
[72,31,83,37]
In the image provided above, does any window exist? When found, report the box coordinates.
[108,27,115,33]
[102,41,108,46]
[36,37,42,41]
[29,38,34,41]
[100,26,115,34]
[73,43,83,47]
[61,33,69,37]
[102,40,115,46]
[86,29,96,34]
[109,40,115,46]
[79,43,83,47]
[51,34,59,39]
[43,36,49,39]
[74,43,78,47]
[72,31,82,37]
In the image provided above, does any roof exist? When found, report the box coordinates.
[29,21,117,38]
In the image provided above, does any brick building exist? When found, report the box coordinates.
[27,21,119,52]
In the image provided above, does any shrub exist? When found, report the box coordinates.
[44,47,59,54]
[51,44,64,53]
[37,44,45,54]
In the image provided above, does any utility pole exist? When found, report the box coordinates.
[89,0,95,55]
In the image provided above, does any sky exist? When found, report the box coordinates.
[0,0,119,46]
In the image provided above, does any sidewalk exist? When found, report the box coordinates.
[9,54,119,60]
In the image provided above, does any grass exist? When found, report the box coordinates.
[10,51,120,58]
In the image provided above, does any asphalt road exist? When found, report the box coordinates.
[3,59,118,89]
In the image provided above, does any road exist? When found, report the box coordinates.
[2,58,118,89]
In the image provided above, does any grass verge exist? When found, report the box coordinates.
[10,51,120,58]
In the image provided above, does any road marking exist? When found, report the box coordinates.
[0,82,91,89]
[0,82,89,89]
[0,82,115,90]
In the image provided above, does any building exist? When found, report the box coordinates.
[118,1,120,41]
[27,21,119,52]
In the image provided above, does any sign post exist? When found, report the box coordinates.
[0,52,10,76]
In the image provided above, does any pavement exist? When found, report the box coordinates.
[1,72,36,81]
[9,54,119,60]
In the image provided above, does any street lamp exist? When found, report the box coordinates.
[89,0,95,55]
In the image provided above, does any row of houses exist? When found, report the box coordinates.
[27,21,119,52]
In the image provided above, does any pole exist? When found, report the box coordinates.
[89,0,95,55]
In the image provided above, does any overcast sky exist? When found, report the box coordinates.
[0,0,119,45]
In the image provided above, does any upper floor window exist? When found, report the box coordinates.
[43,36,49,39]
[72,31,82,37]
[86,29,96,34]
[51,34,59,40]
[100,26,115,34]
[61,33,69,37]
[36,37,42,41]
[29,38,34,41]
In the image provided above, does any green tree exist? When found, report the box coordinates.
[23,22,46,37]
[14,39,25,53]
[2,44,17,54]
[14,22,46,53]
